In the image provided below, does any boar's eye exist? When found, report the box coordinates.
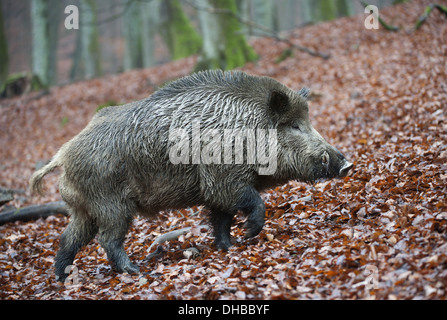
[291,124,302,132]
[322,151,329,166]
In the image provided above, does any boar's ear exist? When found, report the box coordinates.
[298,87,311,100]
[268,90,289,113]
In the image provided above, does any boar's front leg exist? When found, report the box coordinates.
[210,186,265,251]
[210,186,265,250]
[236,186,266,239]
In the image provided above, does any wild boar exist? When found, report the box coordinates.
[30,70,353,281]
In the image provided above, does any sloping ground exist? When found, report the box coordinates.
[1,0,446,299]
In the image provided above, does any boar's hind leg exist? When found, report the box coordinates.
[210,209,234,251]
[97,213,139,274]
[55,211,98,282]
[236,186,266,239]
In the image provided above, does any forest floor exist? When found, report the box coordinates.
[1,0,446,300]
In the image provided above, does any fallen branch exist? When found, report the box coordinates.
[0,187,14,206]
[414,4,447,30]
[146,225,210,255]
[361,1,447,32]
[145,245,166,261]
[0,201,68,225]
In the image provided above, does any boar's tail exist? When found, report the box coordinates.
[29,144,67,196]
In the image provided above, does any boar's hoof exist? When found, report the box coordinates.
[55,273,69,283]
[215,238,232,251]
[244,219,264,239]
[114,261,140,274]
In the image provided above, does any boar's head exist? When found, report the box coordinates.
[267,86,353,185]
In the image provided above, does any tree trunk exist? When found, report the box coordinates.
[47,0,61,85]
[140,0,161,68]
[70,27,82,82]
[31,0,60,87]
[299,0,313,25]
[0,1,8,92]
[276,0,297,31]
[235,0,251,36]
[159,0,202,61]
[311,0,337,23]
[123,0,143,70]
[335,0,355,17]
[31,0,50,88]
[252,0,277,35]
[195,0,257,71]
[79,0,101,79]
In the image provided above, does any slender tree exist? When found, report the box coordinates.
[299,0,313,25]
[140,0,161,68]
[235,0,251,36]
[335,0,355,17]
[0,1,8,91]
[159,0,202,60]
[79,0,101,79]
[195,0,257,71]
[252,0,277,35]
[311,0,337,23]
[122,0,143,70]
[31,0,49,87]
[48,0,61,85]
[276,0,297,31]
[30,0,60,87]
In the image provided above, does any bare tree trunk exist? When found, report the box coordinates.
[159,0,202,61]
[123,0,142,70]
[31,0,60,87]
[70,27,82,82]
[31,0,49,88]
[47,0,60,85]
[276,0,297,31]
[335,0,355,17]
[252,0,277,35]
[80,0,101,79]
[311,0,337,23]
[0,1,8,91]
[235,0,251,36]
[140,0,161,68]
[195,0,257,71]
[299,0,313,25]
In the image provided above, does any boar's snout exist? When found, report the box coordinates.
[317,147,353,181]
[339,160,353,177]
[330,147,353,178]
